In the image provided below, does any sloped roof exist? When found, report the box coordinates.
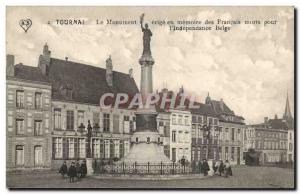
[14,64,50,83]
[210,100,235,115]
[190,102,218,117]
[268,118,288,130]
[14,58,139,105]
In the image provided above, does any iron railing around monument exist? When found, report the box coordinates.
[93,160,203,175]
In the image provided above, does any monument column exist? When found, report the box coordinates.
[120,14,171,164]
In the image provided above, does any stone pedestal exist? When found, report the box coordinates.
[121,131,171,164]
[86,158,94,176]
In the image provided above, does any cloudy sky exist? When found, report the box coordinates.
[6,6,294,124]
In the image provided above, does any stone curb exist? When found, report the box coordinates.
[89,174,212,180]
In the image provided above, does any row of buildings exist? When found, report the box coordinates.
[6,44,294,170]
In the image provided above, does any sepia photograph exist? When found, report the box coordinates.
[5,6,295,189]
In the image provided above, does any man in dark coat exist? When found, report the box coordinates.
[75,159,82,180]
[68,162,77,183]
[59,161,68,178]
[202,159,210,176]
[219,160,224,176]
[224,160,232,178]
[81,160,87,178]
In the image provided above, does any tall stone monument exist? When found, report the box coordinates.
[121,14,171,164]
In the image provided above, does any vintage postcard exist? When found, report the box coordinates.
[6,6,295,189]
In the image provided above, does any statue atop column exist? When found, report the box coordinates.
[140,13,152,57]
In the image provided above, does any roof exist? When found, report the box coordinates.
[268,118,288,130]
[14,64,50,83]
[190,102,218,117]
[14,58,139,106]
[210,100,235,115]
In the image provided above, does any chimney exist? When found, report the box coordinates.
[264,117,268,124]
[38,43,51,75]
[220,98,224,111]
[65,57,68,61]
[6,55,15,77]
[274,114,278,119]
[129,68,133,78]
[106,55,113,87]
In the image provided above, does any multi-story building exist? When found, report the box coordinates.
[205,93,245,165]
[156,88,192,163]
[246,115,288,164]
[6,55,52,171]
[7,44,139,170]
[190,102,220,163]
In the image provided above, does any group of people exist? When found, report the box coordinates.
[213,160,232,178]
[59,160,87,183]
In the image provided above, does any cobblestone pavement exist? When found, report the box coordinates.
[7,166,294,189]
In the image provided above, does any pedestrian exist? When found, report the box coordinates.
[202,159,210,176]
[68,162,77,183]
[224,160,232,178]
[59,161,68,178]
[197,160,202,174]
[75,159,82,180]
[180,156,186,166]
[214,160,220,175]
[81,160,87,178]
[219,160,224,176]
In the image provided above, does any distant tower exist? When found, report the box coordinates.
[205,92,211,104]
[38,43,51,75]
[106,55,113,87]
[283,92,294,129]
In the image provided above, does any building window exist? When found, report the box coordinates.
[231,128,235,141]
[16,119,24,135]
[289,143,293,151]
[198,116,202,124]
[185,131,189,143]
[197,149,201,161]
[124,140,130,156]
[68,138,75,158]
[54,109,61,129]
[184,116,189,125]
[16,90,24,108]
[92,139,100,158]
[178,131,183,143]
[104,140,110,159]
[172,114,177,125]
[237,129,241,141]
[15,145,24,166]
[55,138,63,158]
[114,140,120,158]
[34,120,42,136]
[34,146,43,166]
[79,138,86,158]
[208,117,213,125]
[178,115,183,125]
[213,118,218,125]
[192,116,197,123]
[172,131,176,142]
[225,128,229,140]
[172,148,176,162]
[159,121,164,126]
[124,116,129,121]
[35,92,42,109]
[225,147,228,160]
[103,113,110,132]
[66,110,74,130]
[231,147,235,161]
[77,111,84,127]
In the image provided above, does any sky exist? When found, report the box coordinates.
[6,6,294,124]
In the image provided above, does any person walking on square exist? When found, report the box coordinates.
[59,161,68,178]
[75,159,82,180]
[213,160,220,175]
[224,160,232,178]
[219,160,224,176]
[81,160,87,178]
[202,159,210,176]
[68,162,77,183]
